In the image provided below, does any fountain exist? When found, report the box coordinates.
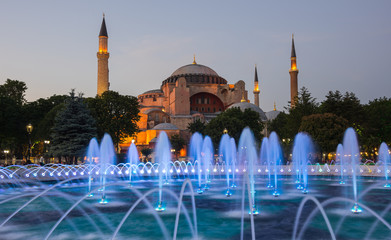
[238,127,259,215]
[189,132,204,194]
[378,142,390,187]
[86,138,99,197]
[336,144,345,184]
[154,131,171,212]
[1,128,391,239]
[99,134,116,204]
[292,132,314,194]
[342,127,362,213]
[219,134,232,196]
[127,142,139,186]
[269,132,283,196]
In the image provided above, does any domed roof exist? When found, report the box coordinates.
[142,89,163,95]
[228,102,268,121]
[171,63,219,77]
[152,123,179,130]
[265,110,282,121]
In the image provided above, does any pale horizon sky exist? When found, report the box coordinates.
[0,1,390,112]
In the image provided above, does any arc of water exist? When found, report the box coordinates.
[295,196,391,240]
[0,176,83,228]
[292,195,336,240]
[240,173,256,240]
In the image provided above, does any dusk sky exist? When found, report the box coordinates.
[1,1,390,111]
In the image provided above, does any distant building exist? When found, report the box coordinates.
[95,17,299,153]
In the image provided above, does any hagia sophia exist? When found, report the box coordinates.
[96,17,299,156]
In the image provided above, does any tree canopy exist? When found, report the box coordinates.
[50,90,96,164]
[87,91,140,151]
[204,107,265,147]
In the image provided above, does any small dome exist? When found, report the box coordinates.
[142,89,163,95]
[171,63,219,77]
[228,102,268,121]
[265,110,282,121]
[152,123,179,130]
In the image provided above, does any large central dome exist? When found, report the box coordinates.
[171,63,219,77]
[162,61,227,86]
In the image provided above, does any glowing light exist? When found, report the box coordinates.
[243,169,246,172]
[311,169,315,172]
[33,173,37,177]
[169,169,173,173]
[155,170,159,173]
[49,173,53,176]
[140,170,145,174]
[288,169,292,172]
[0,175,3,179]
[162,169,166,173]
[81,172,84,176]
[351,203,362,214]
[265,169,269,173]
[155,201,165,212]
[228,169,232,173]
[213,168,217,172]
[258,169,261,173]
[110,171,114,175]
[221,169,224,172]
[191,169,195,173]
[176,169,181,173]
[95,171,99,175]
[118,171,122,174]
[125,170,130,174]
[236,169,239,172]
[73,172,76,176]
[42,173,45,176]
[147,170,151,174]
[280,169,284,172]
[184,169,188,173]
[58,173,61,176]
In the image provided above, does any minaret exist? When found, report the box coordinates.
[97,15,110,96]
[253,65,260,107]
[289,34,299,107]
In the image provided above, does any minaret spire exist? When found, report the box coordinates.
[253,64,260,107]
[192,54,197,64]
[289,34,299,107]
[97,15,110,96]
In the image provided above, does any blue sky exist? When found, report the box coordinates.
[0,1,390,111]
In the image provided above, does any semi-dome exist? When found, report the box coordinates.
[152,123,179,130]
[228,102,268,121]
[265,110,282,121]
[171,63,219,77]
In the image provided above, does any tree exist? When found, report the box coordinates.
[362,97,391,150]
[299,113,349,155]
[187,119,206,134]
[0,79,27,106]
[50,90,96,164]
[320,90,364,126]
[87,91,140,151]
[285,87,319,138]
[141,148,153,161]
[0,96,25,158]
[170,134,186,158]
[204,107,264,147]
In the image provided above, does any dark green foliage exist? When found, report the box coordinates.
[299,113,349,153]
[87,91,140,151]
[187,119,206,134]
[141,148,153,158]
[0,79,27,106]
[285,87,319,138]
[204,107,264,147]
[0,96,25,157]
[362,98,391,150]
[170,134,186,156]
[320,90,364,126]
[23,95,68,141]
[50,90,96,163]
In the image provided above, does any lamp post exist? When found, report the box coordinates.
[26,123,33,163]
[4,150,9,166]
[44,140,50,163]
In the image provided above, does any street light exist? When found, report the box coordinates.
[26,123,33,163]
[4,150,9,165]
[223,128,228,134]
